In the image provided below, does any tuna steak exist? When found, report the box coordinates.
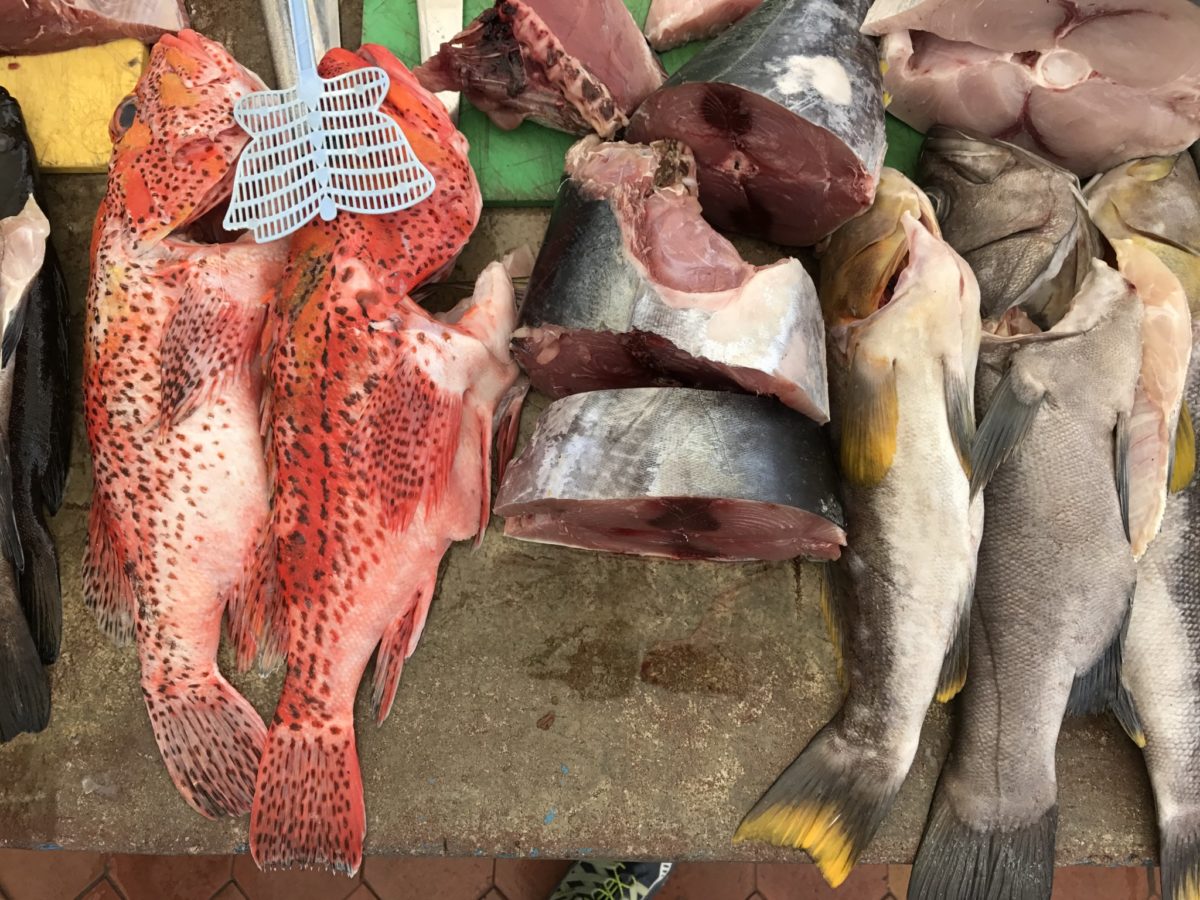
[495,388,846,562]
[627,0,886,246]
[84,31,284,818]
[863,0,1200,176]
[0,0,188,54]
[514,136,829,422]
[644,0,763,51]
[415,0,665,138]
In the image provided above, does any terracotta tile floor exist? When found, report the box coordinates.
[0,851,1162,899]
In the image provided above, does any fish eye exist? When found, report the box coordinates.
[109,95,138,141]
[926,187,947,218]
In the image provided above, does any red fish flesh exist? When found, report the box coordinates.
[644,0,762,51]
[863,0,1200,175]
[415,0,666,138]
[628,0,886,246]
[84,31,284,817]
[514,135,830,422]
[496,388,846,561]
[249,46,521,876]
[0,0,188,54]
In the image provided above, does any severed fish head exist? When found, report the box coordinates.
[1087,153,1200,313]
[104,29,265,251]
[919,126,1097,327]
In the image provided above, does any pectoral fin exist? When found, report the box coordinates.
[943,361,974,479]
[970,367,1044,499]
[1116,412,1132,542]
[839,354,898,488]
[1170,401,1196,494]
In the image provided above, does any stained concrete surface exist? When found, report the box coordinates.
[0,0,1158,868]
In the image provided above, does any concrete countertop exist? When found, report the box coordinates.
[0,0,1157,867]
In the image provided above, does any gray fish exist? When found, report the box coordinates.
[494,387,846,562]
[734,170,981,887]
[627,0,886,247]
[919,126,1098,326]
[513,135,829,422]
[909,261,1144,900]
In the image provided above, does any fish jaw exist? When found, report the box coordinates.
[104,29,264,251]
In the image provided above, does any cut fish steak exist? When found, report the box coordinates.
[0,0,188,53]
[628,0,886,246]
[495,387,846,562]
[514,136,829,422]
[864,0,1200,176]
[415,0,666,138]
[644,0,762,51]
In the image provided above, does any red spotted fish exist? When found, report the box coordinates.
[83,30,285,817]
[249,46,519,875]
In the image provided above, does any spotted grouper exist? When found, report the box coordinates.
[83,30,286,817]
[249,46,521,875]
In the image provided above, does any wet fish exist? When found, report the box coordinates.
[918,126,1099,326]
[735,170,981,886]
[495,387,846,561]
[249,46,518,876]
[1087,154,1200,559]
[863,0,1200,176]
[0,0,188,54]
[909,262,1144,900]
[83,31,285,817]
[415,0,665,138]
[513,135,829,422]
[627,0,886,246]
[0,90,51,740]
[644,0,762,51]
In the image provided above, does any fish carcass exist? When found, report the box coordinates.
[415,0,665,138]
[627,0,886,246]
[0,89,53,741]
[0,0,188,53]
[863,0,1200,176]
[495,388,846,562]
[909,262,1144,900]
[919,127,1098,326]
[734,170,981,886]
[644,0,762,51]
[250,46,521,876]
[84,31,285,816]
[514,135,829,422]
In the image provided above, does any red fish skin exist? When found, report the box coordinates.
[83,30,285,818]
[249,47,518,876]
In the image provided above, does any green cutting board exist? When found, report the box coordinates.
[362,0,923,205]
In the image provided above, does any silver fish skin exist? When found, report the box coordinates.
[919,126,1098,325]
[910,260,1144,900]
[494,387,846,562]
[734,172,982,888]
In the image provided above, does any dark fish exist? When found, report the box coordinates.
[0,87,50,740]
[919,127,1098,326]
[495,387,846,562]
[415,0,665,138]
[627,0,886,246]
[514,135,830,422]
[735,170,982,885]
[909,262,1144,900]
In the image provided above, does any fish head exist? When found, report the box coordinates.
[1087,153,1200,313]
[0,87,35,220]
[819,167,940,327]
[920,127,1091,323]
[104,29,264,250]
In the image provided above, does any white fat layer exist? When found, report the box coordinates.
[74,0,189,30]
[771,55,853,105]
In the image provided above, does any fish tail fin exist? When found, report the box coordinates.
[16,515,61,664]
[0,607,49,741]
[1162,818,1200,900]
[225,521,285,674]
[733,723,903,887]
[909,790,1056,900]
[142,667,266,819]
[251,702,365,875]
[372,574,437,724]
